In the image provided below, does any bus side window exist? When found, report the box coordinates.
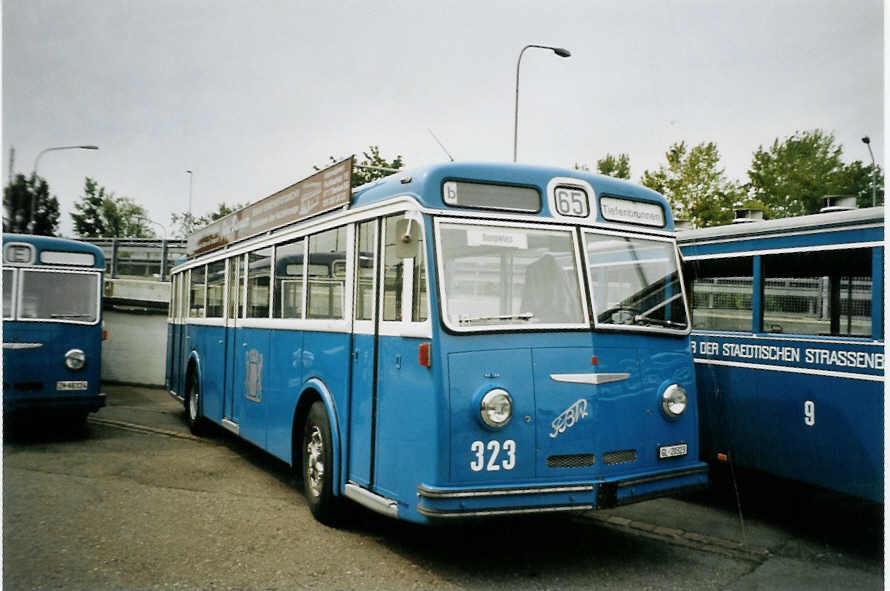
[307,227,346,319]
[3,268,14,319]
[690,257,753,332]
[247,247,272,318]
[176,273,185,321]
[382,216,403,322]
[411,222,428,323]
[206,260,225,318]
[355,220,377,321]
[762,248,871,337]
[227,256,244,320]
[190,265,207,318]
[274,238,305,319]
[381,213,428,325]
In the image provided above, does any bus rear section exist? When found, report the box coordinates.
[3,235,106,423]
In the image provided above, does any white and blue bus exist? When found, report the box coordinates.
[167,160,707,524]
[3,234,106,424]
[679,205,883,502]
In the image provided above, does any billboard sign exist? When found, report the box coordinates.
[187,156,353,255]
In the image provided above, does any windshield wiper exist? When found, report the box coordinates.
[51,313,92,319]
[633,293,685,328]
[634,316,686,329]
[459,312,535,325]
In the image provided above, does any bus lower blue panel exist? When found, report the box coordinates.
[193,324,226,423]
[292,331,351,467]
[266,330,305,464]
[235,328,272,448]
[348,333,375,487]
[695,360,883,502]
[374,335,439,503]
[165,324,174,392]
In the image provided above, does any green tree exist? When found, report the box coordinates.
[170,202,244,239]
[574,153,631,180]
[745,129,880,217]
[832,159,884,209]
[316,145,404,187]
[3,173,60,235]
[641,141,740,228]
[597,153,631,179]
[71,177,155,238]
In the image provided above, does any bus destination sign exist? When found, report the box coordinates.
[187,156,354,255]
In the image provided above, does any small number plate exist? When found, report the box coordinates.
[658,443,688,459]
[57,381,88,391]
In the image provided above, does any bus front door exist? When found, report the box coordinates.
[348,219,379,488]
[223,255,242,429]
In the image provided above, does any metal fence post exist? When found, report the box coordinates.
[110,238,118,279]
[160,239,168,281]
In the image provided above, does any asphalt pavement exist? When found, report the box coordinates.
[3,384,883,590]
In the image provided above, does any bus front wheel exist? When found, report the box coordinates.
[185,372,207,436]
[302,401,339,525]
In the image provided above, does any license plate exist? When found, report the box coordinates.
[658,443,688,459]
[56,381,88,391]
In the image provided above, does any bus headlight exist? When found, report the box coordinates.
[480,389,513,428]
[661,384,687,418]
[65,349,86,370]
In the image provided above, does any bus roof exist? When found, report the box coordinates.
[351,161,672,223]
[2,233,106,269]
[677,206,883,245]
[677,206,883,259]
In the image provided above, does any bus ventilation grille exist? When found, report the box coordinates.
[603,450,637,465]
[547,454,595,468]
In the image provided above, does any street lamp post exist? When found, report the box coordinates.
[861,136,877,207]
[513,44,571,162]
[29,144,98,231]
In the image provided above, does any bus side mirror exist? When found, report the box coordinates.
[393,217,421,259]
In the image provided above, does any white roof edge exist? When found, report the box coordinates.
[676,206,884,244]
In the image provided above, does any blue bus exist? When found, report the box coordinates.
[3,234,107,424]
[167,161,708,524]
[678,205,884,502]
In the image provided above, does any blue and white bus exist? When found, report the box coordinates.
[167,161,708,524]
[3,234,106,424]
[678,205,884,502]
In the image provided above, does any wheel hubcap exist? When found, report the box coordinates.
[306,426,325,497]
[189,386,198,421]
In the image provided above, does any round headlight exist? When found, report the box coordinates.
[661,384,687,418]
[65,348,86,370]
[480,388,513,428]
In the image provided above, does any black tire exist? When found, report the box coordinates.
[185,372,207,436]
[302,401,340,525]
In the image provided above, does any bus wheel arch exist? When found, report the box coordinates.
[292,381,345,524]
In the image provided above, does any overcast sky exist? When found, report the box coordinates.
[3,0,884,237]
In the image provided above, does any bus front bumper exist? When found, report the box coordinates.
[4,392,107,415]
[416,463,708,518]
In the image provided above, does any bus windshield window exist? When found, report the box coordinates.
[438,222,585,328]
[19,270,98,323]
[3,269,13,319]
[584,232,688,330]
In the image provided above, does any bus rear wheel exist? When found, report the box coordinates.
[185,372,207,436]
[302,401,339,525]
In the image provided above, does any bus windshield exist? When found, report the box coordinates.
[19,270,99,323]
[437,221,586,328]
[584,232,688,330]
